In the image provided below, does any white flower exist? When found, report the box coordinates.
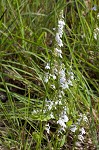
[92,5,97,11]
[55,33,63,47]
[32,110,37,114]
[59,69,67,88]
[75,142,81,147]
[55,48,62,58]
[51,84,56,89]
[62,114,68,122]
[50,112,54,119]
[45,123,50,134]
[68,79,73,86]
[45,63,50,69]
[45,99,54,111]
[59,94,62,98]
[59,100,62,105]
[78,134,84,142]
[44,78,48,83]
[59,68,69,89]
[54,68,58,74]
[59,91,65,98]
[48,102,53,110]
[68,69,74,82]
[62,82,69,89]
[53,28,56,31]
[70,75,74,80]
[83,115,88,122]
[69,72,74,80]
[59,10,64,18]
[57,111,68,129]
[78,113,88,123]
[55,11,65,48]
[43,109,46,113]
[58,20,65,26]
[59,68,66,77]
[57,106,68,132]
[80,127,86,135]
[44,73,49,83]
[70,125,77,133]
[60,82,66,89]
[58,20,65,37]
[94,27,99,40]
[55,100,62,105]
[63,106,67,112]
[60,76,66,84]
[52,74,56,80]
[55,101,58,105]
[57,119,66,128]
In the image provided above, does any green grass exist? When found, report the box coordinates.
[0,0,99,149]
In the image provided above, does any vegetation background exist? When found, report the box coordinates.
[0,0,99,149]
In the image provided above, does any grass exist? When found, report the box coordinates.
[0,0,99,149]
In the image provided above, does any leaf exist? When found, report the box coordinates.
[66,120,73,127]
[60,135,65,147]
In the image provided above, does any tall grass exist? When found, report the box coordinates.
[0,0,99,149]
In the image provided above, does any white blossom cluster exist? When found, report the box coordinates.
[54,10,65,62]
[44,10,74,133]
[54,10,74,92]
